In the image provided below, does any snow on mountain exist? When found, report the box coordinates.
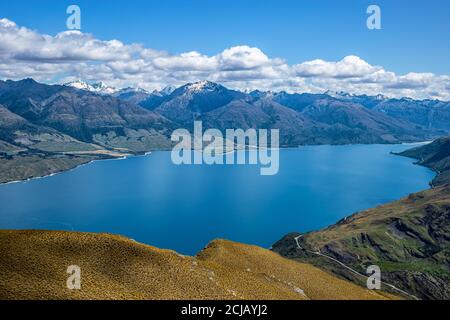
[323,90,390,103]
[183,81,221,93]
[160,85,176,96]
[64,80,119,95]
[114,86,150,96]
[90,81,118,95]
[324,90,355,99]
[64,80,92,91]
[63,80,395,106]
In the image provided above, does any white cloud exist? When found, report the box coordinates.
[293,55,382,79]
[217,46,275,71]
[0,18,449,100]
[153,51,217,71]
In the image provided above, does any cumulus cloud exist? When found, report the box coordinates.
[0,18,449,100]
[0,20,135,63]
[293,55,381,79]
[384,72,435,89]
[217,46,276,71]
[153,51,218,71]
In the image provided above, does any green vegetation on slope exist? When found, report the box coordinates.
[273,137,450,300]
[398,136,450,186]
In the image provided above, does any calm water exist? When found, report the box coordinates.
[0,144,434,255]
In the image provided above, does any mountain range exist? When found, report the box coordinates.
[66,79,450,146]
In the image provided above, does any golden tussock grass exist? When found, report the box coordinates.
[0,230,399,300]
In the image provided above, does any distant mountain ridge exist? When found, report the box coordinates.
[0,78,173,155]
[138,80,447,145]
[1,78,449,155]
[64,80,120,95]
[63,79,450,115]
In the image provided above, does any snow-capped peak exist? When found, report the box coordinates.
[324,90,354,98]
[64,80,91,91]
[185,80,219,93]
[90,81,118,95]
[64,80,118,95]
[160,85,176,96]
[90,81,108,90]
[115,86,149,95]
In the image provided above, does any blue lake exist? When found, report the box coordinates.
[0,144,435,255]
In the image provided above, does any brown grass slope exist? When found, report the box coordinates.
[0,230,397,300]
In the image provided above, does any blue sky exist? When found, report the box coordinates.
[1,0,449,74]
[0,0,449,99]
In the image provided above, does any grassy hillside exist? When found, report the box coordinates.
[0,230,398,300]
[398,136,450,186]
[273,185,450,300]
[273,137,450,300]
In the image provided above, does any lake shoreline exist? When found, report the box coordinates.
[0,141,433,186]
[0,143,436,257]
[0,151,154,186]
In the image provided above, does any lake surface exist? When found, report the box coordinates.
[0,144,435,255]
